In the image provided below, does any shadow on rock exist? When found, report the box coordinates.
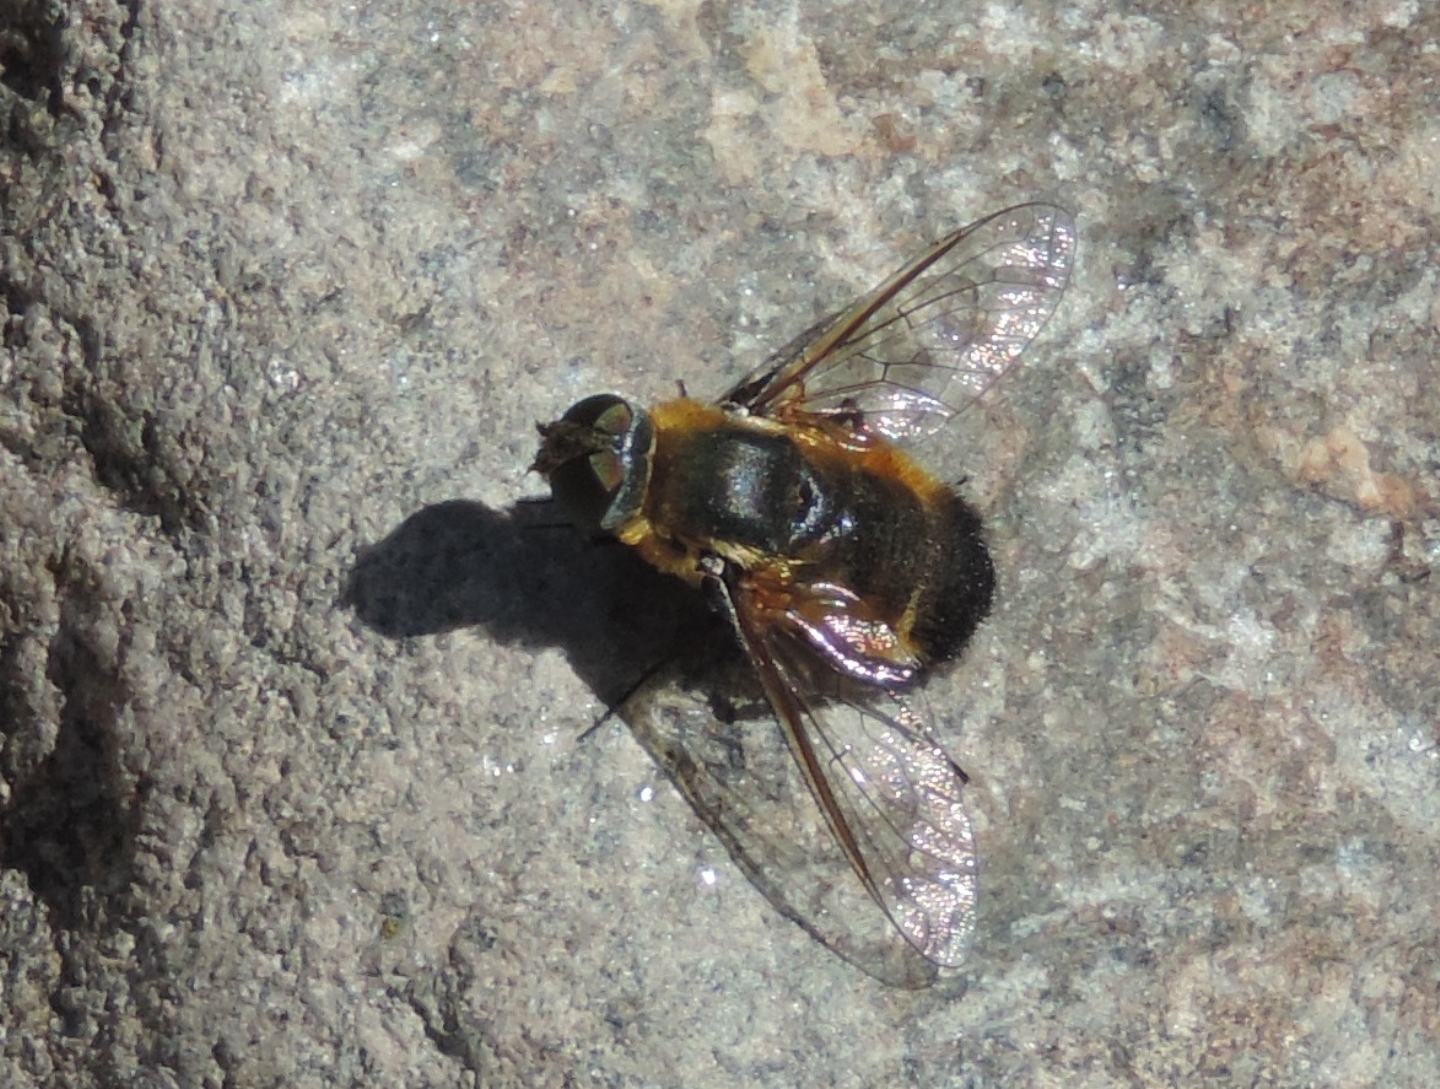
[344,498,722,708]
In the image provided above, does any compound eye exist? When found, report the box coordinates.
[562,394,630,433]
[583,397,636,441]
[586,445,625,494]
[543,395,653,535]
[562,396,633,496]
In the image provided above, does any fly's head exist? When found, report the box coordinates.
[533,394,655,535]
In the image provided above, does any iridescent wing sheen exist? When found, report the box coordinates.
[722,203,1076,441]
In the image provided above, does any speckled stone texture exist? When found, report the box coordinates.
[2,1,1436,1087]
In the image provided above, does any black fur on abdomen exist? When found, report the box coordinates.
[907,492,994,666]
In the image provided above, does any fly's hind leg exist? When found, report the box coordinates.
[698,552,744,640]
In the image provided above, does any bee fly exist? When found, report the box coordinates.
[532,204,1075,983]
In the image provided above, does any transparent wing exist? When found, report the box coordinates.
[722,203,1076,442]
[624,660,944,988]
[727,577,980,971]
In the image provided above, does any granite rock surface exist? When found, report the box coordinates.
[2,2,1436,1087]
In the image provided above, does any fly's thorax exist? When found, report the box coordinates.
[644,400,832,562]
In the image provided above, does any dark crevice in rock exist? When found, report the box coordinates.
[0,0,67,114]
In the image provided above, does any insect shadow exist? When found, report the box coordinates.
[344,497,725,708]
